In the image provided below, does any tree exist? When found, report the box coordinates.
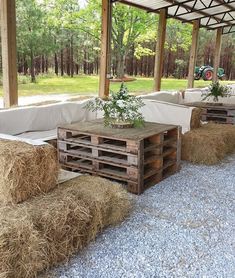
[17,0,52,82]
[112,3,156,78]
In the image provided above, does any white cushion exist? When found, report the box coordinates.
[141,100,193,134]
[0,99,97,136]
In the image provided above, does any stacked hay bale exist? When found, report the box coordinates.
[182,123,235,164]
[0,140,58,204]
[0,140,131,278]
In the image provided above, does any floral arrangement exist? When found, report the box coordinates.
[202,81,231,102]
[85,83,145,128]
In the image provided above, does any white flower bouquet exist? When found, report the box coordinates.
[85,83,145,128]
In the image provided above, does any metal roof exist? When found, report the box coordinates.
[116,0,235,34]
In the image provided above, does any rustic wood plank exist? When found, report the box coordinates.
[0,0,18,107]
[187,20,200,89]
[99,0,112,99]
[59,120,178,141]
[213,28,222,82]
[154,8,167,91]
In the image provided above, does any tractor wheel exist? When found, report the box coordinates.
[203,69,213,81]
[194,74,201,80]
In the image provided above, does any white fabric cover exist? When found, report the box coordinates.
[141,100,194,133]
[0,133,46,145]
[183,85,235,104]
[0,100,97,136]
[140,91,181,104]
[17,129,57,141]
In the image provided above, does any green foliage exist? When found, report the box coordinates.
[18,75,31,85]
[174,59,187,79]
[165,19,192,52]
[85,83,145,127]
[202,81,231,102]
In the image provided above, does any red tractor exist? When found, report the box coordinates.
[194,65,225,81]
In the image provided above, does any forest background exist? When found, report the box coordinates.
[0,0,234,95]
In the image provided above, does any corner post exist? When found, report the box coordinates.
[99,0,112,99]
[213,28,222,82]
[0,0,18,107]
[154,9,167,92]
[187,20,200,89]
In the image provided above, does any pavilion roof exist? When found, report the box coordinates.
[116,0,235,34]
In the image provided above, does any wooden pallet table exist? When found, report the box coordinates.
[57,120,181,195]
[185,102,235,125]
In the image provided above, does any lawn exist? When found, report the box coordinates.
[0,75,234,97]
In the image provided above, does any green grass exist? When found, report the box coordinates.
[0,75,234,97]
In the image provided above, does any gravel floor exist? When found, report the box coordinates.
[48,155,235,278]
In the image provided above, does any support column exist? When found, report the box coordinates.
[213,28,222,82]
[154,9,167,92]
[99,0,112,99]
[187,20,200,89]
[0,0,18,107]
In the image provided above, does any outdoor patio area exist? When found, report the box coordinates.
[0,0,234,277]
[46,154,235,278]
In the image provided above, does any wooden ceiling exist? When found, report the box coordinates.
[116,0,235,34]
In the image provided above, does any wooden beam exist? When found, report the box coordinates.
[99,0,112,99]
[213,28,222,82]
[0,0,18,107]
[187,20,199,89]
[154,9,167,92]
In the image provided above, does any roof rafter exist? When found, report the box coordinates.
[116,0,235,34]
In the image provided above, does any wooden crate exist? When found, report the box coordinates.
[57,120,181,195]
[185,102,235,125]
[201,106,235,124]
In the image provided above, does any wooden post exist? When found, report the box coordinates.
[154,9,167,92]
[213,28,222,82]
[99,0,112,99]
[0,0,18,107]
[187,20,200,89]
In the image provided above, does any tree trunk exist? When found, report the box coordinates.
[41,55,45,74]
[66,46,70,76]
[55,52,58,75]
[70,36,74,77]
[45,57,48,73]
[75,64,79,75]
[30,49,36,83]
[23,55,28,75]
[116,53,125,79]
[60,49,64,76]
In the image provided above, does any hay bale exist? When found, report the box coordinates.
[190,107,202,129]
[0,209,48,278]
[0,140,58,205]
[0,176,131,278]
[182,123,235,165]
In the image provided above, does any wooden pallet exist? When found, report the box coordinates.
[201,114,235,124]
[185,102,235,125]
[58,120,181,195]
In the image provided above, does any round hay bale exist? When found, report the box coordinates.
[182,123,235,165]
[0,140,59,205]
[0,176,131,278]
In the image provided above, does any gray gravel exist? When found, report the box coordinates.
[48,155,235,278]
